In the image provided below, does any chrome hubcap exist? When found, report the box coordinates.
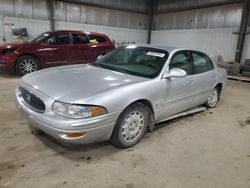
[121,111,144,143]
[207,88,218,107]
[20,59,37,74]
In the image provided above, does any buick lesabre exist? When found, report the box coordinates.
[15,45,227,148]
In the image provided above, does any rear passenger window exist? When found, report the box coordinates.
[192,52,214,74]
[48,33,69,45]
[169,53,193,75]
[88,35,107,43]
[72,34,89,44]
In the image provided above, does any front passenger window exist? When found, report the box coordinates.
[169,53,193,75]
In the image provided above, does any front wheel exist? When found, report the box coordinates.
[110,103,150,148]
[205,87,220,108]
[16,55,40,76]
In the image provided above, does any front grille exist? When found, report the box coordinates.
[19,87,45,113]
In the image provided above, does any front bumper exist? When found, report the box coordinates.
[0,54,17,72]
[15,84,117,144]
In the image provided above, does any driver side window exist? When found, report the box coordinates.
[169,52,193,75]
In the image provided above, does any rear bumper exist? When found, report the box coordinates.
[15,86,118,145]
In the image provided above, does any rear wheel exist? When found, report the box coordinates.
[110,103,149,148]
[205,87,220,108]
[16,55,40,76]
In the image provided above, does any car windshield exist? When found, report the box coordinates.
[93,46,168,78]
[27,32,50,44]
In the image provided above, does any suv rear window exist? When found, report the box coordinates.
[88,34,107,43]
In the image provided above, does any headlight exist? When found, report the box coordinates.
[52,101,107,119]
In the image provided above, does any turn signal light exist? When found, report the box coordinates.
[91,106,107,116]
[65,131,86,138]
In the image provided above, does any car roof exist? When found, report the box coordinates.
[124,44,187,54]
[51,30,107,36]
[126,44,211,55]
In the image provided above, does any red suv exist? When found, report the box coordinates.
[0,30,115,75]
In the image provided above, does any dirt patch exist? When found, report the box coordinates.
[0,161,18,184]
[239,117,250,127]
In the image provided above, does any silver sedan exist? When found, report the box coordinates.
[15,45,227,148]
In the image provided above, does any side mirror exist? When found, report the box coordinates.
[163,68,187,79]
[97,55,103,60]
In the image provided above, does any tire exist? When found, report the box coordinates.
[205,86,220,108]
[16,55,40,76]
[110,103,150,148]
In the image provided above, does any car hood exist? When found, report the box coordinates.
[22,64,148,103]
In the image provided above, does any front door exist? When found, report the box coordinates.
[159,51,195,119]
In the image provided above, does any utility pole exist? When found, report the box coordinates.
[147,0,154,44]
[47,0,55,31]
[235,0,250,63]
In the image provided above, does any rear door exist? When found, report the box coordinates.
[69,32,95,64]
[40,32,70,67]
[190,51,216,106]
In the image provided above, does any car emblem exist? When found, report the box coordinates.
[26,93,31,103]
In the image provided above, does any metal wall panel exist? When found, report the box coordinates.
[117,11,129,28]
[154,0,241,12]
[53,1,148,30]
[33,0,49,19]
[196,9,209,29]
[14,0,33,18]
[223,5,242,27]
[128,13,148,29]
[54,1,66,21]
[66,3,81,22]
[0,0,15,16]
[175,12,187,29]
[107,9,118,27]
[241,31,250,64]
[184,11,196,29]
[151,27,238,62]
[2,16,50,43]
[68,0,147,12]
[153,3,242,30]
[0,0,148,30]
[0,15,4,44]
[207,7,225,28]
[85,6,109,26]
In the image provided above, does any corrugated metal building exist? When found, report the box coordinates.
[0,0,249,63]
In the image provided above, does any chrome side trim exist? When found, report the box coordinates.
[156,106,206,124]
